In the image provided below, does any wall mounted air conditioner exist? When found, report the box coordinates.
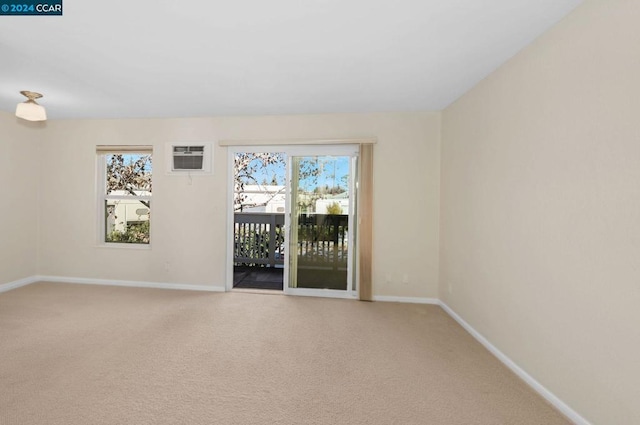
[167,142,213,174]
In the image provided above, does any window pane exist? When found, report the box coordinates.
[106,154,152,196]
[105,200,150,244]
[233,152,286,212]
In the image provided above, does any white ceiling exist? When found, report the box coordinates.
[0,0,582,120]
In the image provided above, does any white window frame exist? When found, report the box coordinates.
[96,146,153,248]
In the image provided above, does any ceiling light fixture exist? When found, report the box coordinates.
[16,91,47,121]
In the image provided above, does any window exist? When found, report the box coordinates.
[97,146,152,245]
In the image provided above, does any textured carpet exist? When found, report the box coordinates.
[0,282,571,425]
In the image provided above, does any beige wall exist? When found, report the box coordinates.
[0,111,40,285]
[38,112,441,297]
[441,1,640,424]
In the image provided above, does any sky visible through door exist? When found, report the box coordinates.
[234,153,350,213]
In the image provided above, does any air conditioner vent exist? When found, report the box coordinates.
[167,143,213,174]
[173,146,204,171]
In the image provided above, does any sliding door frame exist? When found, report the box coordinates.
[283,145,359,299]
[225,144,362,299]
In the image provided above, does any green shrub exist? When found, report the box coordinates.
[107,221,150,244]
[326,202,343,215]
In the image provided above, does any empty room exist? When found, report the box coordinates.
[0,1,637,424]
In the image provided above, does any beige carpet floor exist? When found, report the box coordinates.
[0,282,571,425]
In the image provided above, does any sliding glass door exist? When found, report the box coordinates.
[228,144,359,298]
[285,146,358,297]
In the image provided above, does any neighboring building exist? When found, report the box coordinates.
[238,185,350,214]
[237,185,285,213]
[106,190,151,234]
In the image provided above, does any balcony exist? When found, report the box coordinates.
[234,212,349,290]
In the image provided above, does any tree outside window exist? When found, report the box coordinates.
[99,149,152,244]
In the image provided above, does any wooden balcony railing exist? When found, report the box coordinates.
[295,213,348,270]
[234,212,348,270]
[234,212,285,267]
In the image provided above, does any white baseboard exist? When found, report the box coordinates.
[37,275,226,293]
[438,301,591,425]
[0,276,40,293]
[373,295,439,304]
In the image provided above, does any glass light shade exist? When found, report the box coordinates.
[16,100,47,121]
